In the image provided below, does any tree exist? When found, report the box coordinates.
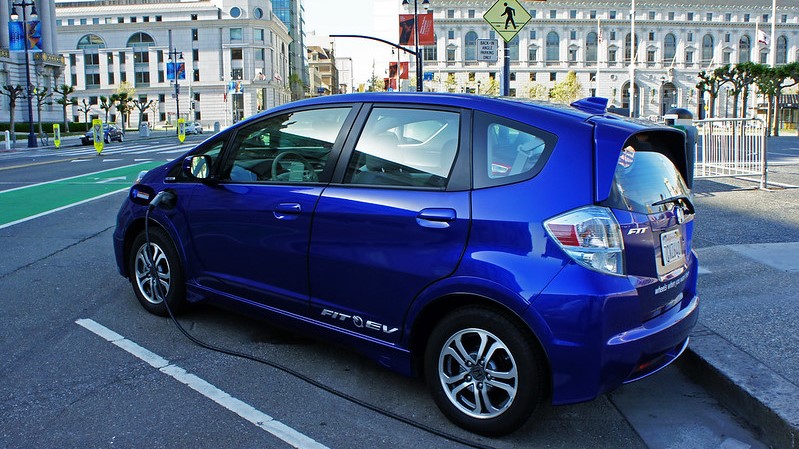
[696,69,723,119]
[0,85,24,142]
[527,83,548,100]
[77,99,93,131]
[549,71,583,104]
[31,87,52,139]
[53,84,76,132]
[99,96,113,123]
[132,97,154,128]
[483,78,499,96]
[444,73,458,93]
[288,73,304,101]
[113,82,136,128]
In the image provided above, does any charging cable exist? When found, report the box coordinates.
[143,194,496,449]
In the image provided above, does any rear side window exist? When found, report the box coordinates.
[473,111,557,188]
[602,134,690,214]
[344,107,460,188]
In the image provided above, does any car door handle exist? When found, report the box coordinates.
[417,208,456,229]
[274,203,302,219]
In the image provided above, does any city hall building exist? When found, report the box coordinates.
[55,0,293,129]
[417,0,799,119]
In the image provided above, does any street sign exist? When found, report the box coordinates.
[477,39,498,62]
[177,118,186,143]
[483,0,532,43]
[92,119,104,155]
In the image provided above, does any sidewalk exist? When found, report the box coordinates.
[682,136,799,449]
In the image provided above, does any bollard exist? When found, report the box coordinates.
[4,130,10,150]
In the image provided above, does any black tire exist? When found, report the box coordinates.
[119,133,124,142]
[424,306,546,436]
[128,227,186,316]
[104,134,111,143]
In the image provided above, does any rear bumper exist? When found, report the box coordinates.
[525,261,700,405]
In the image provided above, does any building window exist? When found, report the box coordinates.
[117,17,123,23]
[130,17,136,23]
[668,12,675,21]
[608,49,617,64]
[685,51,694,66]
[157,50,163,63]
[725,33,731,43]
[725,13,732,22]
[609,11,616,19]
[687,32,693,43]
[192,29,199,41]
[549,10,557,19]
[646,49,656,64]
[447,47,455,62]
[702,34,713,64]
[231,68,243,80]
[762,14,769,22]
[569,10,576,19]
[568,48,578,63]
[134,71,150,86]
[107,53,114,64]
[569,30,576,40]
[468,9,475,18]
[194,69,200,82]
[255,29,264,41]
[648,32,655,41]
[589,10,596,19]
[158,70,164,83]
[664,33,676,63]
[92,18,99,25]
[447,9,454,19]
[529,9,536,19]
[509,73,516,81]
[193,49,199,61]
[739,35,751,63]
[465,31,478,60]
[256,48,265,61]
[743,14,750,22]
[191,14,198,20]
[648,11,655,20]
[143,16,149,22]
[85,73,101,88]
[231,48,243,60]
[528,46,537,62]
[448,30,455,39]
[549,72,556,81]
[586,32,597,64]
[610,31,616,41]
[231,28,243,41]
[546,32,559,65]
[155,16,162,22]
[687,12,694,21]
[706,13,713,21]
[529,30,536,40]
[722,51,731,64]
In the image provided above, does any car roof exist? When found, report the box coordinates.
[246,92,599,125]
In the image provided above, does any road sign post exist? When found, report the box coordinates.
[483,0,532,96]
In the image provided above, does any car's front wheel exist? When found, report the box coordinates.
[118,133,124,142]
[128,228,186,316]
[424,306,546,436]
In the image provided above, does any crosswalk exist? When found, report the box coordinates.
[0,141,194,163]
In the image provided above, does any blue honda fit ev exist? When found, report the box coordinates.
[114,93,698,435]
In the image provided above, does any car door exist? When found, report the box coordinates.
[309,105,471,343]
[183,105,357,314]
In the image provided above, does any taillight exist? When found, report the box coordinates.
[544,206,624,275]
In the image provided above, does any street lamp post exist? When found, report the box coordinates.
[402,0,430,92]
[10,0,38,148]
[167,48,183,128]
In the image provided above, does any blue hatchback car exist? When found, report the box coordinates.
[114,93,698,435]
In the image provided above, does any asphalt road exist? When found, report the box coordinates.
[0,136,770,448]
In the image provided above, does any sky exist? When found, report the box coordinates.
[303,0,411,89]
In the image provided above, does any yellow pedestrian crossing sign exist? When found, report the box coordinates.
[484,0,532,43]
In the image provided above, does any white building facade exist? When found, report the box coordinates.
[55,0,292,130]
[417,0,799,119]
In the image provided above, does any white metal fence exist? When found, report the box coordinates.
[692,118,768,188]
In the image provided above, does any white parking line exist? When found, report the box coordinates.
[75,318,329,449]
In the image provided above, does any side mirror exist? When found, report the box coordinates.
[183,155,212,180]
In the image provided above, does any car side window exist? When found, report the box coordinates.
[223,107,351,183]
[170,139,224,182]
[473,111,557,189]
[344,107,460,188]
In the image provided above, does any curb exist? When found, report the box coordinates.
[678,324,799,449]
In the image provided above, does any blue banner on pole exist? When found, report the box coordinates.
[9,20,43,52]
[166,62,186,81]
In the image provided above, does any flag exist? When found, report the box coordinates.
[273,72,282,82]
[597,18,602,43]
[757,29,769,46]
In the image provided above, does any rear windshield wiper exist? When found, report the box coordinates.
[652,194,695,214]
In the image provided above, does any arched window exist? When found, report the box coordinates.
[739,35,751,63]
[126,32,155,47]
[77,34,105,49]
[586,32,597,65]
[777,36,787,65]
[546,32,559,65]
[664,33,676,63]
[508,35,519,61]
[625,33,639,62]
[702,34,714,65]
[465,31,478,61]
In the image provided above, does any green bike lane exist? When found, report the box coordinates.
[0,161,162,229]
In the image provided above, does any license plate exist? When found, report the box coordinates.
[660,229,684,266]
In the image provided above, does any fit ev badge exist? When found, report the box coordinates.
[321,309,399,335]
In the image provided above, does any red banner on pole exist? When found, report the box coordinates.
[399,13,434,46]
[399,62,409,79]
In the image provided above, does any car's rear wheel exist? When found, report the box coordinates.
[119,133,124,142]
[128,228,186,316]
[104,134,111,143]
[424,306,545,436]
